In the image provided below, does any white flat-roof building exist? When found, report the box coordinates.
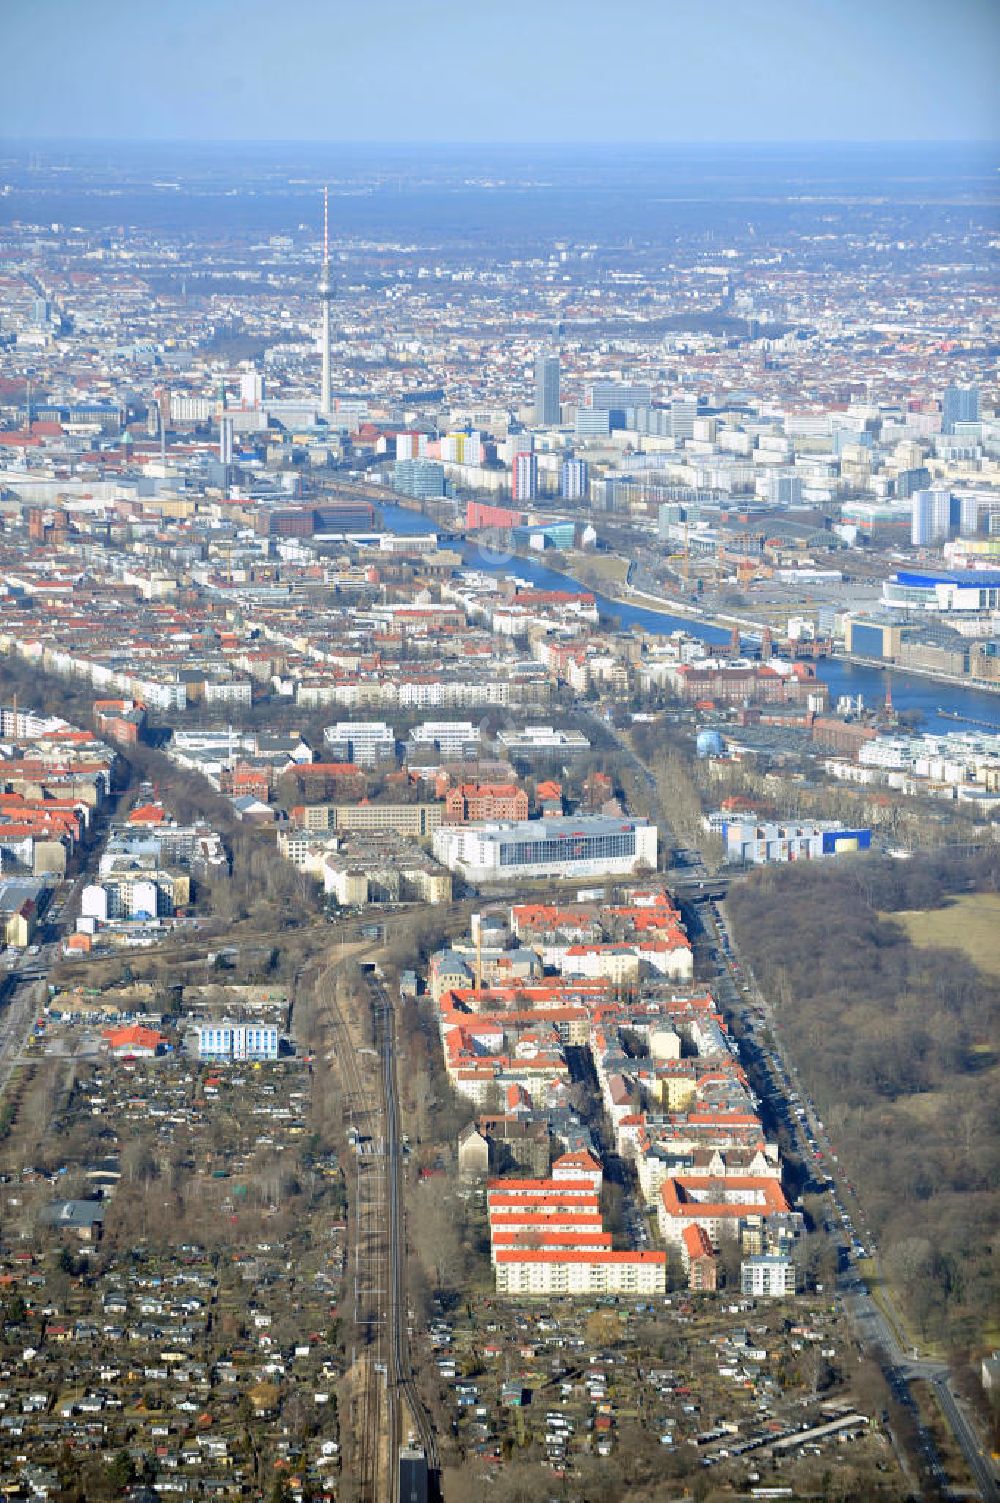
[741,1255,797,1298]
[496,725,590,757]
[495,1249,666,1297]
[194,1022,279,1062]
[408,721,482,759]
[433,815,657,884]
[322,721,396,766]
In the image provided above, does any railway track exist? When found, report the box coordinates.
[312,955,388,1503]
[304,945,440,1499]
[373,979,440,1494]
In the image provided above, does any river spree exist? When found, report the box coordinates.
[376,503,999,734]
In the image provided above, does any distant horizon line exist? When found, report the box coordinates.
[2,136,998,150]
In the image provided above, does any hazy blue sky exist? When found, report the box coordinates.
[2,0,998,143]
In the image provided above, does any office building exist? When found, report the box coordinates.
[957,492,1000,538]
[219,416,234,466]
[496,725,590,757]
[658,502,683,538]
[534,353,560,426]
[942,384,980,434]
[433,814,658,884]
[574,408,611,437]
[512,451,539,502]
[584,382,652,433]
[195,1022,280,1061]
[894,466,931,499]
[323,721,396,767]
[503,430,533,464]
[766,472,804,506]
[560,458,589,501]
[408,720,482,759]
[670,398,698,441]
[394,457,446,498]
[960,493,982,537]
[911,488,953,546]
[313,501,376,532]
[512,518,575,551]
[253,503,377,538]
[327,802,443,836]
[628,405,672,437]
[588,381,652,411]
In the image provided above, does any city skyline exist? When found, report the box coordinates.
[0,16,997,1497]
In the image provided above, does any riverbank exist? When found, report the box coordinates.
[621,581,761,636]
[584,572,1000,706]
[374,501,1000,729]
[835,654,1000,701]
[501,545,1000,707]
[507,547,742,635]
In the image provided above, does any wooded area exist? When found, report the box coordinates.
[727,848,1000,1356]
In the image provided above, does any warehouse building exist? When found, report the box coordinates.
[705,814,871,865]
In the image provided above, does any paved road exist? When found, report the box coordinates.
[932,1375,999,1503]
[841,1272,998,1500]
[0,857,98,1088]
[0,866,105,1099]
[582,726,997,1500]
[0,938,60,1092]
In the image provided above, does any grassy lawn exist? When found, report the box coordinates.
[856,1257,945,1363]
[891,892,1000,979]
[566,550,631,586]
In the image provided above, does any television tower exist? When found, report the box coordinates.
[319,186,334,418]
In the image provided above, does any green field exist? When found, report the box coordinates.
[891,891,1000,978]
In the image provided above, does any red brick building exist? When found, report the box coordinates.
[93,698,147,747]
[683,1224,719,1292]
[672,662,826,708]
[444,782,528,824]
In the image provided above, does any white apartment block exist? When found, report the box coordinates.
[741,1255,797,1298]
[494,1250,666,1297]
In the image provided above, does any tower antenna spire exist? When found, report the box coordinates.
[319,186,333,419]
